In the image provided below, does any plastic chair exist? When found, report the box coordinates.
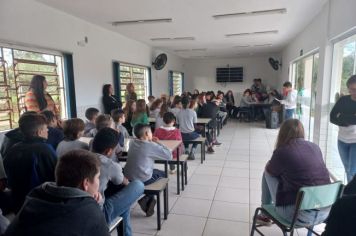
[250,181,343,236]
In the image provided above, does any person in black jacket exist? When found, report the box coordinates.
[330,75,356,182]
[102,84,122,114]
[4,150,110,236]
[3,113,57,212]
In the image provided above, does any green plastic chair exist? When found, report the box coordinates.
[250,181,343,236]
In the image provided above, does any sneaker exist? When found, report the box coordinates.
[146,198,157,217]
[169,169,177,174]
[188,152,195,160]
[138,196,149,213]
[255,214,272,226]
[207,146,215,153]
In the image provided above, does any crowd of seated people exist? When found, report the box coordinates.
[0,75,353,236]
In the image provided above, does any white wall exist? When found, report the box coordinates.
[184,56,281,100]
[0,0,185,118]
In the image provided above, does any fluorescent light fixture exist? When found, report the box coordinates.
[174,48,207,52]
[111,18,172,26]
[254,44,273,47]
[226,30,278,37]
[234,45,250,48]
[151,37,195,41]
[213,8,287,19]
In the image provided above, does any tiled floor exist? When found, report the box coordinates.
[128,120,325,236]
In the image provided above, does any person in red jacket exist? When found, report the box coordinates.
[153,112,184,174]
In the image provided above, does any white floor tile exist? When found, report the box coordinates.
[203,219,249,236]
[189,174,220,186]
[209,201,249,222]
[219,176,249,189]
[171,197,212,217]
[214,187,249,204]
[156,214,206,236]
[222,167,249,178]
[195,166,223,176]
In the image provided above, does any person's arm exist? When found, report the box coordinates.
[330,97,352,126]
[142,113,149,124]
[265,148,285,177]
[150,141,173,161]
[37,145,58,183]
[24,92,40,112]
[110,162,124,185]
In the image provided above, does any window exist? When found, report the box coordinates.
[119,64,149,103]
[290,52,319,141]
[169,71,184,96]
[0,46,67,132]
[326,34,356,182]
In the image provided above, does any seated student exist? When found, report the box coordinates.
[40,110,64,149]
[0,157,12,217]
[155,103,169,130]
[147,95,155,108]
[169,95,182,117]
[176,96,202,159]
[92,128,144,236]
[56,118,89,157]
[124,124,172,217]
[256,119,330,226]
[149,99,162,118]
[123,100,136,136]
[111,109,130,139]
[130,99,149,128]
[0,112,37,158]
[84,107,99,137]
[197,92,220,148]
[3,113,57,212]
[233,89,256,120]
[4,150,110,236]
[153,112,184,173]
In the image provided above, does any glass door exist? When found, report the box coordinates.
[291,53,319,141]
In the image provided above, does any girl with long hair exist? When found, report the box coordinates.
[131,99,149,128]
[122,100,136,136]
[102,84,122,114]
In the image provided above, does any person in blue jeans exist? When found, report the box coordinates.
[330,75,356,182]
[279,81,297,120]
[256,119,331,226]
[176,96,201,160]
[124,123,172,217]
[92,127,144,236]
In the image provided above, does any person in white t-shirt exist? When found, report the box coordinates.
[279,81,297,120]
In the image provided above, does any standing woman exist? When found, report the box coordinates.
[125,83,137,102]
[225,90,236,118]
[330,75,356,182]
[102,84,122,114]
[25,75,59,115]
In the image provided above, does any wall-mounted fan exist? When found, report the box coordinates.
[152,53,167,70]
[269,57,282,71]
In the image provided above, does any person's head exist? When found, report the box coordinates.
[181,96,190,109]
[40,110,57,128]
[217,92,224,100]
[55,150,100,196]
[193,89,199,95]
[63,118,85,141]
[172,95,182,108]
[198,94,206,104]
[95,114,113,131]
[205,91,214,101]
[226,90,233,97]
[150,99,163,111]
[92,127,119,156]
[126,83,135,93]
[159,103,169,117]
[148,95,155,103]
[102,84,113,97]
[29,75,48,110]
[283,81,293,93]
[163,112,176,127]
[124,100,136,114]
[85,107,100,122]
[134,123,152,141]
[111,109,125,124]
[134,99,147,115]
[189,98,198,109]
[19,113,48,139]
[346,75,356,100]
[275,119,304,149]
[243,89,252,96]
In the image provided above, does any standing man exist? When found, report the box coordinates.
[279,81,297,120]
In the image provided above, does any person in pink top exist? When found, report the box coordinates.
[153,112,184,174]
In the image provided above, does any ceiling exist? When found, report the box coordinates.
[36,0,328,58]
